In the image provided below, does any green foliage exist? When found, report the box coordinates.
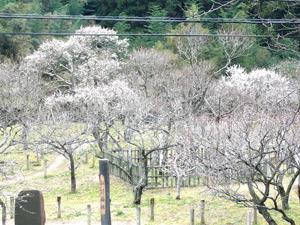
[239,45,274,70]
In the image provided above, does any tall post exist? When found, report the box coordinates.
[200,200,205,225]
[99,159,111,225]
[57,196,61,218]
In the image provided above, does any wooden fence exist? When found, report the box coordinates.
[98,150,201,189]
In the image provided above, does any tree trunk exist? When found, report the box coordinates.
[133,185,143,205]
[257,206,277,225]
[176,176,181,200]
[278,169,300,210]
[281,195,289,210]
[133,152,148,205]
[281,213,295,225]
[275,207,296,225]
[0,198,6,225]
[278,185,289,210]
[247,182,277,225]
[69,155,77,193]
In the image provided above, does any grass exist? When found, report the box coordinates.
[4,152,300,225]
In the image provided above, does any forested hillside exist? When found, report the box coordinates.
[0,0,299,69]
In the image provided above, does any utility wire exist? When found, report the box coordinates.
[0,14,299,24]
[0,32,299,38]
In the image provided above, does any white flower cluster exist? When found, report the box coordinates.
[75,57,121,86]
[69,26,129,57]
[221,65,296,107]
[23,39,66,73]
[45,80,141,121]
[22,26,129,88]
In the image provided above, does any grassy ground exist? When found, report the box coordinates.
[3,152,300,225]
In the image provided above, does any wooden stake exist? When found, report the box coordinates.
[10,197,14,219]
[150,198,154,221]
[200,200,205,225]
[190,208,195,225]
[43,159,48,178]
[26,154,30,170]
[57,196,61,218]
[87,204,91,225]
[85,153,88,164]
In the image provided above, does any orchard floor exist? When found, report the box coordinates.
[3,153,300,225]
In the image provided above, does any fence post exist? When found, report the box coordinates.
[85,153,88,164]
[253,207,258,224]
[87,204,91,225]
[136,206,141,225]
[43,159,48,178]
[57,196,61,218]
[99,159,111,225]
[200,200,205,225]
[10,196,14,219]
[190,208,195,225]
[150,198,154,221]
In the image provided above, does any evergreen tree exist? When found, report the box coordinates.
[145,4,170,47]
[68,0,84,15]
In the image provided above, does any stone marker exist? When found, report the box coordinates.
[15,190,46,225]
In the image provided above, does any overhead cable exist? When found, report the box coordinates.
[0,32,299,38]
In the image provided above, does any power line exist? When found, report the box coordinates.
[0,32,299,38]
[0,14,299,24]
